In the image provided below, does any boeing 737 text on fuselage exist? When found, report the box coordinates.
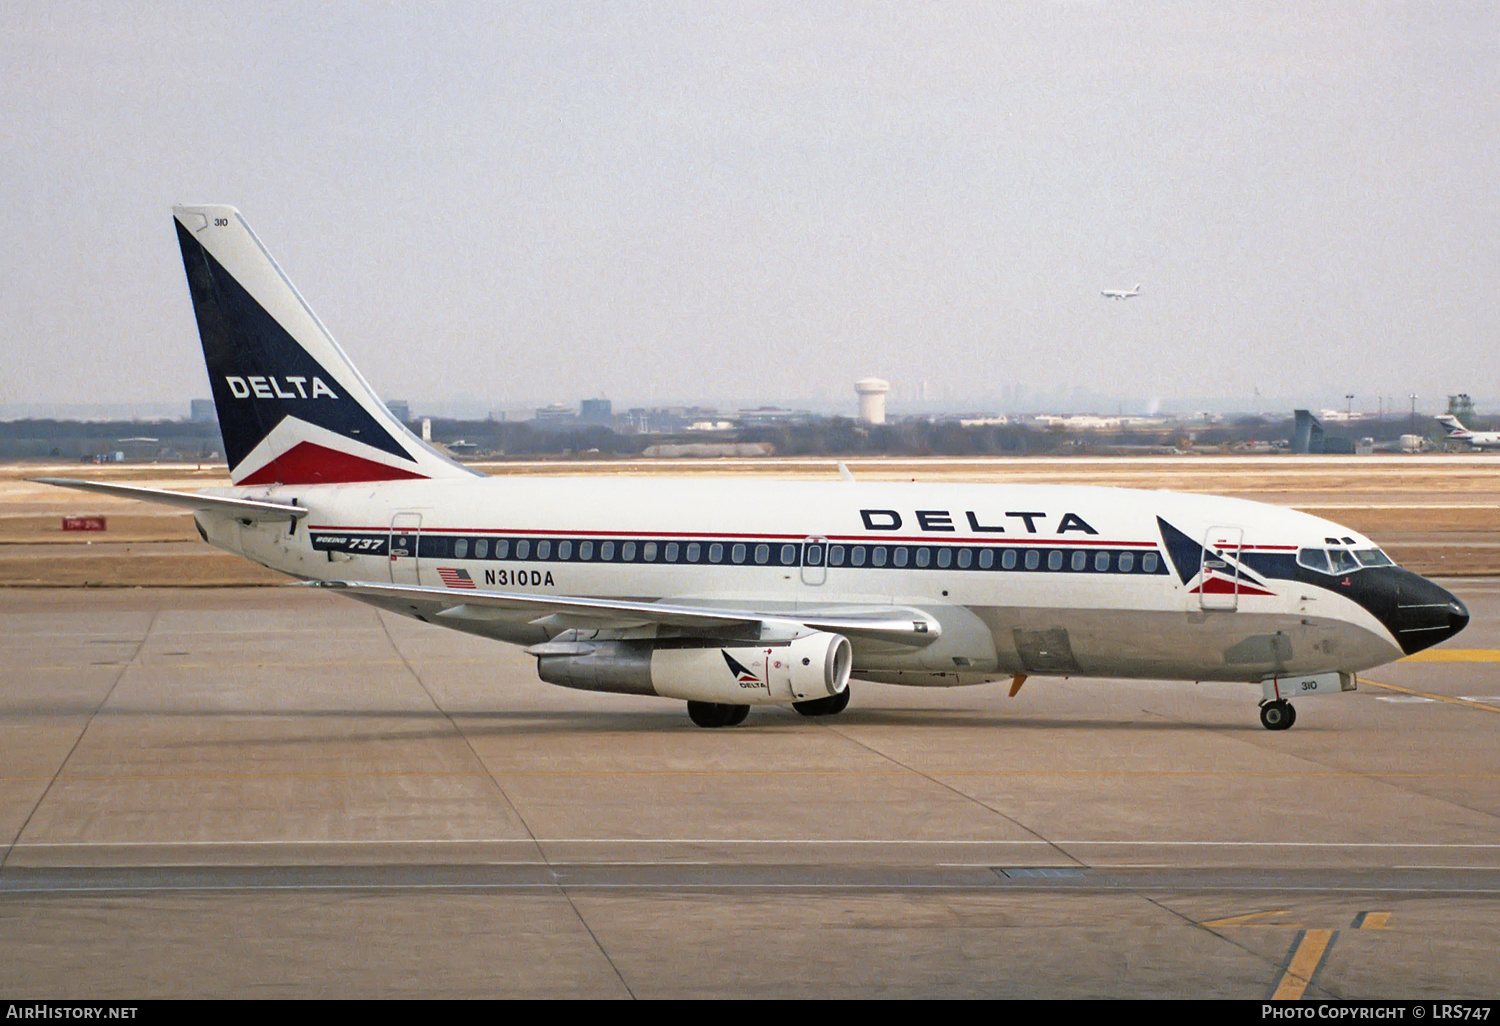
[38,208,1468,729]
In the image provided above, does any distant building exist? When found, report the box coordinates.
[385,399,411,424]
[189,399,218,423]
[1292,410,1323,453]
[580,398,613,425]
[534,402,579,432]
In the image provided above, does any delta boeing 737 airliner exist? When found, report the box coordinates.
[39,206,1469,729]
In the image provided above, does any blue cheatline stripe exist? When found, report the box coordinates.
[310,530,1169,576]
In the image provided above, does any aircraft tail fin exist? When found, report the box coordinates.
[172,206,476,486]
[1435,414,1469,437]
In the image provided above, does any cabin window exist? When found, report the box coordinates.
[621,541,637,561]
[871,547,888,567]
[558,540,572,560]
[731,543,746,564]
[1141,552,1158,573]
[1071,551,1087,572]
[1118,551,1135,573]
[782,544,799,565]
[754,544,769,564]
[664,542,679,562]
[643,542,658,561]
[708,543,723,563]
[979,549,995,569]
[686,542,700,562]
[1094,551,1109,572]
[1000,549,1016,570]
[915,548,932,568]
[955,548,971,569]
[536,540,552,560]
[578,540,592,560]
[470,538,485,560]
[935,548,951,569]
[892,547,909,568]
[1048,551,1064,571]
[515,539,530,560]
[600,541,614,561]
[453,538,468,559]
[1025,550,1040,571]
[851,546,867,567]
[1355,548,1394,567]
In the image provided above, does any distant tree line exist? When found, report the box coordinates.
[0,410,1472,462]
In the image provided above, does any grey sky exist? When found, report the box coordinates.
[3,2,1497,418]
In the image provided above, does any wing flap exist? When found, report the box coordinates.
[310,580,940,645]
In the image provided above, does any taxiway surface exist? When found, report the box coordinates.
[1,583,1496,998]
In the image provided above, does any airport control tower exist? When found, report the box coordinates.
[855,377,890,425]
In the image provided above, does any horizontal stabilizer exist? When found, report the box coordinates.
[32,478,308,521]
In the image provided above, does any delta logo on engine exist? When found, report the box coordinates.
[722,651,767,690]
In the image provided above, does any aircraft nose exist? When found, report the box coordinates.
[1387,574,1469,655]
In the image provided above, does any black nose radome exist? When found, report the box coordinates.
[1389,575,1469,655]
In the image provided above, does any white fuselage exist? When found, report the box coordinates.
[195,477,1407,686]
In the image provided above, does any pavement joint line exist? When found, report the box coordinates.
[11,768,1500,781]
[1,611,157,870]
[4,882,1500,896]
[9,839,1500,848]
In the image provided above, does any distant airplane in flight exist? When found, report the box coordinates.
[1101,283,1142,300]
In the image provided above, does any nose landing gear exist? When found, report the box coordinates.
[1259,699,1296,731]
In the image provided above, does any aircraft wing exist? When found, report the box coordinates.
[310,580,940,646]
[32,478,308,521]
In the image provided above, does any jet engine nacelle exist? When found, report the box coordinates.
[535,631,852,706]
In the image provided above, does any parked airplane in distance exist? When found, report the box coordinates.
[1435,414,1500,450]
[1101,283,1142,300]
[37,207,1469,730]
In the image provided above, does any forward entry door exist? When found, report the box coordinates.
[1199,526,1243,611]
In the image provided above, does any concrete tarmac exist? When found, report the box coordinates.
[1,583,1497,999]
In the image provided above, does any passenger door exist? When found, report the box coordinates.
[389,513,422,585]
[1199,526,1243,611]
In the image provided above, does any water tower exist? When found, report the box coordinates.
[855,377,890,425]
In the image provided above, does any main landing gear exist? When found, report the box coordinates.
[685,687,852,727]
[793,687,851,718]
[686,701,750,728]
[1259,699,1297,731]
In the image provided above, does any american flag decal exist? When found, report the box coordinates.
[437,567,476,589]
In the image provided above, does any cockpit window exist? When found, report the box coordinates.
[1297,548,1330,573]
[1327,548,1360,573]
[1298,546,1395,574]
